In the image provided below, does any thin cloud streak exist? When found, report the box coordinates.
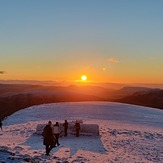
[108,58,119,63]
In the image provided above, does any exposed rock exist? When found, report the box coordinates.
[36,121,99,136]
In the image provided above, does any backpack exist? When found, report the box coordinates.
[42,126,48,137]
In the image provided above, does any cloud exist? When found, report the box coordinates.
[108,58,119,63]
[0,71,6,74]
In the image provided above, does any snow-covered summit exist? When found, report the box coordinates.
[0,102,163,162]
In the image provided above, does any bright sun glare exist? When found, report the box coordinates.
[81,75,87,81]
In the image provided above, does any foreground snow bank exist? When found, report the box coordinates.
[1,102,163,162]
[0,120,163,163]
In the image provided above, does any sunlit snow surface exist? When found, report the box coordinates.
[1,102,163,163]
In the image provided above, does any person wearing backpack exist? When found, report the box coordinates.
[43,121,56,156]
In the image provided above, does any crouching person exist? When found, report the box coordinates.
[43,121,56,156]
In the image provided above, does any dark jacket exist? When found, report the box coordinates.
[0,121,2,127]
[63,121,68,130]
[43,125,56,146]
[75,122,80,130]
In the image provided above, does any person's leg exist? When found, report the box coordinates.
[47,136,56,154]
[76,129,79,137]
[55,134,60,145]
[54,134,58,145]
[57,134,60,145]
[46,145,50,155]
[76,129,77,137]
[64,129,67,136]
[49,143,55,153]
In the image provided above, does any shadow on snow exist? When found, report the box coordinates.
[22,134,107,156]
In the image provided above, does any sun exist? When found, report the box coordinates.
[81,75,87,81]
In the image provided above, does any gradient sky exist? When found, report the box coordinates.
[0,0,163,83]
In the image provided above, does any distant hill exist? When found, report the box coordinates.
[118,86,151,94]
[0,84,44,97]
[112,86,151,98]
[0,83,117,120]
[116,88,163,110]
[0,88,102,121]
[1,83,163,121]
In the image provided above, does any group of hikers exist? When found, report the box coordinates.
[43,120,80,156]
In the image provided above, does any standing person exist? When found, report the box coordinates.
[43,121,56,156]
[0,121,2,130]
[74,120,80,137]
[63,120,68,137]
[53,122,60,146]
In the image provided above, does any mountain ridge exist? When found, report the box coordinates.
[1,83,163,121]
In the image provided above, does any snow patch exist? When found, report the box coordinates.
[0,102,163,162]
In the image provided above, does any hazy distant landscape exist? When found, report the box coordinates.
[1,81,163,121]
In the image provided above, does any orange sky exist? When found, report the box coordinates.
[1,1,163,84]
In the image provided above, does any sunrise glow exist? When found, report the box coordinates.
[81,75,87,81]
[1,1,163,84]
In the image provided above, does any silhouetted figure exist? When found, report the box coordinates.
[0,121,2,130]
[74,120,80,137]
[63,120,68,137]
[53,122,60,146]
[43,121,56,156]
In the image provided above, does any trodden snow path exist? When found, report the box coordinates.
[0,102,163,163]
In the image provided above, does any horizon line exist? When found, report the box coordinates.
[0,79,163,85]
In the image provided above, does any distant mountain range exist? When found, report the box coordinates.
[0,83,163,120]
[116,88,163,110]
